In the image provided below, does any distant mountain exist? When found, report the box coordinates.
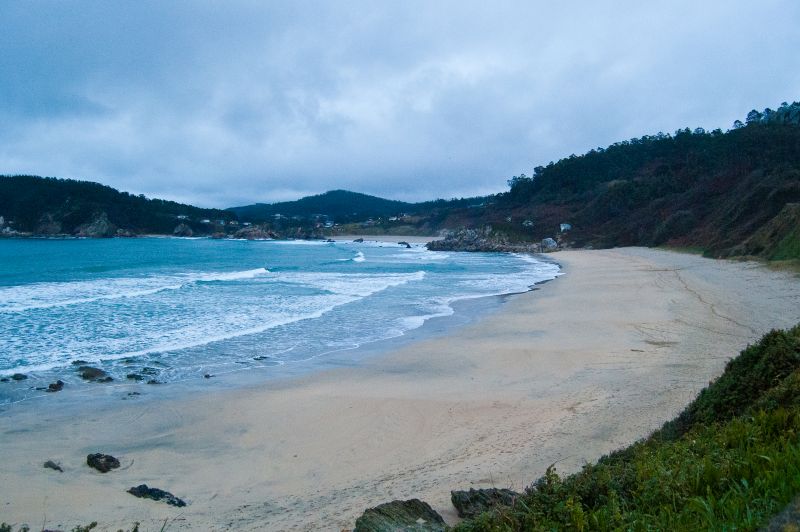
[229,190,416,223]
[0,175,235,236]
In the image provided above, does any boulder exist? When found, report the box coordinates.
[11,373,27,381]
[43,460,63,472]
[126,373,144,381]
[46,380,64,392]
[172,223,193,237]
[354,238,364,243]
[354,499,445,532]
[127,484,187,507]
[76,366,113,382]
[541,237,558,251]
[87,453,120,473]
[398,241,412,249]
[450,488,519,518]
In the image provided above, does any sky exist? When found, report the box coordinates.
[1,1,798,208]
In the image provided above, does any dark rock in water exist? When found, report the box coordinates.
[77,366,113,382]
[43,460,63,472]
[326,239,335,242]
[203,374,212,379]
[398,241,412,248]
[450,488,519,518]
[140,367,159,375]
[11,373,27,381]
[127,484,187,507]
[253,355,270,361]
[0,378,8,382]
[126,373,144,381]
[46,380,64,392]
[146,379,161,385]
[87,453,120,473]
[354,238,364,243]
[128,392,141,396]
[71,360,89,366]
[354,499,445,532]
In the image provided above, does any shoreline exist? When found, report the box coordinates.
[1,248,799,530]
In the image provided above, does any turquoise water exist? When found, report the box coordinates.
[0,237,560,403]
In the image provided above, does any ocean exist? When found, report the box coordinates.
[0,237,560,404]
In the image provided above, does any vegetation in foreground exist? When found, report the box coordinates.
[455,324,800,531]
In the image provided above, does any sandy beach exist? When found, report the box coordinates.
[2,247,799,531]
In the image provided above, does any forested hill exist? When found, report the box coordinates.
[436,101,800,261]
[0,175,235,236]
[230,190,414,223]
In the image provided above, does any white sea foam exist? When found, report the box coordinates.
[352,251,366,262]
[0,267,270,313]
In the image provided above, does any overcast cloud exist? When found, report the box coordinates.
[1,1,798,207]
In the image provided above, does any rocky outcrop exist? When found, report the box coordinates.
[11,373,27,381]
[43,460,63,472]
[87,453,120,473]
[75,212,116,238]
[398,241,412,248]
[127,484,187,507]
[450,488,519,518]
[354,499,445,531]
[76,365,113,382]
[233,225,275,240]
[46,380,64,392]
[172,223,193,237]
[427,228,542,253]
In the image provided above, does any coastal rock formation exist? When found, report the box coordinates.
[233,225,274,240]
[353,499,445,531]
[11,373,27,381]
[541,237,558,250]
[172,223,193,237]
[450,488,520,518]
[398,241,412,248]
[75,212,117,238]
[43,460,63,472]
[76,365,113,382]
[427,228,541,253]
[46,380,64,392]
[86,453,120,473]
[127,484,187,507]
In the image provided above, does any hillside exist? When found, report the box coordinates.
[432,101,800,261]
[0,175,236,237]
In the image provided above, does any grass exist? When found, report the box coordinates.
[455,324,800,531]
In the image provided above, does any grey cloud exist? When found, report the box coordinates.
[1,1,798,207]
